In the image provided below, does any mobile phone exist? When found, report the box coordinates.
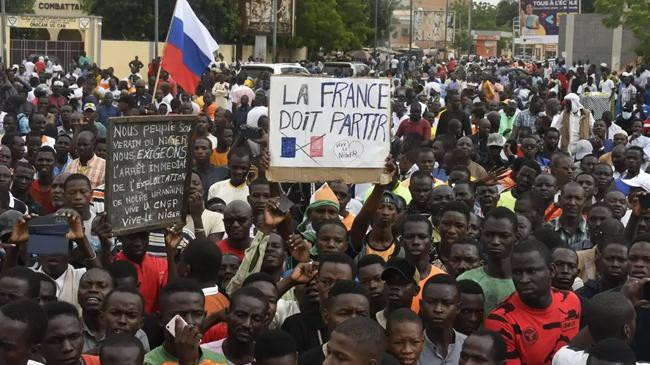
[276,195,295,215]
[640,194,650,209]
[165,314,188,337]
[27,216,70,255]
[642,282,650,301]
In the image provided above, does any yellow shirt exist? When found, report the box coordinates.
[496,190,516,212]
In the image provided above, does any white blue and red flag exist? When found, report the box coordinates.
[161,0,218,94]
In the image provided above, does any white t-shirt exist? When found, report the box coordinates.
[552,346,588,365]
[162,93,174,105]
[600,79,615,94]
[207,180,249,204]
[553,345,650,365]
[608,122,623,138]
[24,61,35,74]
[577,84,597,95]
[52,64,63,77]
[207,134,218,150]
[184,210,225,237]
[191,101,200,114]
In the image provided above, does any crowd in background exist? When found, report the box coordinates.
[0,51,648,365]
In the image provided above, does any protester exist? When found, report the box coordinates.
[3,46,650,365]
[485,240,581,363]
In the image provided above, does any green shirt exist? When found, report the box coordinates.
[499,112,517,137]
[144,345,228,365]
[457,266,515,314]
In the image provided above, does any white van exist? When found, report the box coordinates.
[238,63,310,80]
[321,62,371,77]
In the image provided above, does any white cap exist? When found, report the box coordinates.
[570,139,593,161]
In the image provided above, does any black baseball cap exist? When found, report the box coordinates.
[381,257,419,285]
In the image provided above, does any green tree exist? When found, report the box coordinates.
[452,1,508,53]
[581,0,595,13]
[8,0,36,13]
[80,0,239,42]
[337,0,373,49]
[288,0,350,54]
[495,0,518,27]
[367,0,398,47]
[595,0,649,61]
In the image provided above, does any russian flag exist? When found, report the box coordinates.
[161,0,218,94]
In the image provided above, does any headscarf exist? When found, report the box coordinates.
[564,93,583,114]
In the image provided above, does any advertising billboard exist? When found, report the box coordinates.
[413,10,455,43]
[517,0,579,44]
[244,0,295,36]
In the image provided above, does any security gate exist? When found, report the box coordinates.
[10,39,84,70]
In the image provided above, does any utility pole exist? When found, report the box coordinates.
[443,0,449,51]
[154,0,159,58]
[1,0,5,67]
[409,0,413,51]
[374,0,379,53]
[467,0,472,55]
[272,0,277,62]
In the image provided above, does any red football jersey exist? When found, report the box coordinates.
[484,289,581,365]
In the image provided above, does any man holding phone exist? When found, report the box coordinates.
[4,208,101,310]
[207,146,251,205]
[144,279,227,365]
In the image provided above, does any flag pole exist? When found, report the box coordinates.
[152,0,179,104]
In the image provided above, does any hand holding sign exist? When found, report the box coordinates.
[106,116,195,235]
[268,76,391,183]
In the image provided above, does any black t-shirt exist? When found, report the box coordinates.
[281,310,328,354]
[298,346,325,365]
[197,166,229,198]
[634,308,650,361]
[14,193,43,215]
[436,109,471,137]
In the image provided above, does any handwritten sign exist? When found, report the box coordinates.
[268,76,391,183]
[106,116,196,235]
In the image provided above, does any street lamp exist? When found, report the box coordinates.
[272,0,277,62]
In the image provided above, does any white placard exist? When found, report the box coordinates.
[269,76,391,169]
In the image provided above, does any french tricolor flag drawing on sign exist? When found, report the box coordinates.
[161,0,218,94]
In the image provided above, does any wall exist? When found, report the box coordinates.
[100,40,308,79]
[559,13,639,71]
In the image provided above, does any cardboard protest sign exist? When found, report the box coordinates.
[106,115,196,235]
[268,76,392,183]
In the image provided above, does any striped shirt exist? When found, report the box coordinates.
[64,154,105,189]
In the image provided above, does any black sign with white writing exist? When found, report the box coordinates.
[106,116,196,235]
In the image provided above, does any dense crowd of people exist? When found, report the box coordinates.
[0,51,649,365]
